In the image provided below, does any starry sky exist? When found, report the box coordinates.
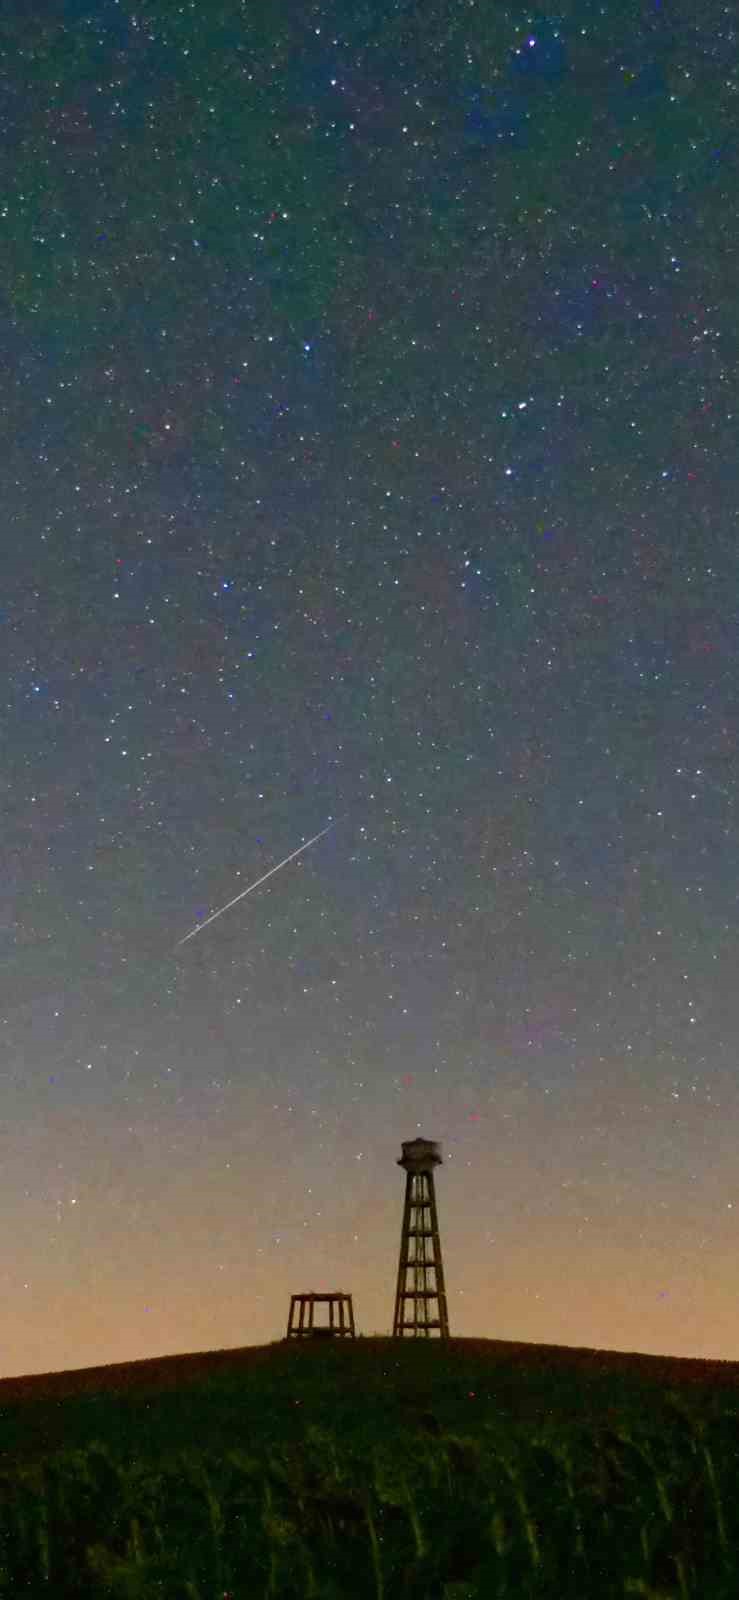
[2,0,739,1379]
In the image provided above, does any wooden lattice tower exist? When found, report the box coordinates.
[392,1137,450,1338]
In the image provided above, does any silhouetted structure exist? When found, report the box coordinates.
[285,1292,356,1339]
[392,1138,450,1338]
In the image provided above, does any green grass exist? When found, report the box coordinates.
[1,1334,738,1597]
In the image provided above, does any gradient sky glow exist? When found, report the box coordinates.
[3,0,739,1378]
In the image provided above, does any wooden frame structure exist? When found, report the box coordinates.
[285,1291,356,1339]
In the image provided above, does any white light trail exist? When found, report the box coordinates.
[175,821,336,948]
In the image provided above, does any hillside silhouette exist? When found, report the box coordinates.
[3,1332,739,1409]
[2,1335,739,1596]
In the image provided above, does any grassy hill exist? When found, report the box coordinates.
[1,1334,739,1597]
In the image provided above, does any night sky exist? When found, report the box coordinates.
[3,0,739,1380]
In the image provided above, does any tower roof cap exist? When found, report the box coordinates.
[397,1137,442,1171]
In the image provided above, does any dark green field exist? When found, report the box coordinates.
[2,1334,739,1598]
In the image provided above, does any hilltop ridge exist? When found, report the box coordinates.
[2,1333,739,1407]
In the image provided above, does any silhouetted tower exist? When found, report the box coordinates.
[392,1137,450,1338]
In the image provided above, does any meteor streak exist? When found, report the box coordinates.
[175,821,335,948]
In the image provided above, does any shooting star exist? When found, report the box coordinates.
[175,821,336,948]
